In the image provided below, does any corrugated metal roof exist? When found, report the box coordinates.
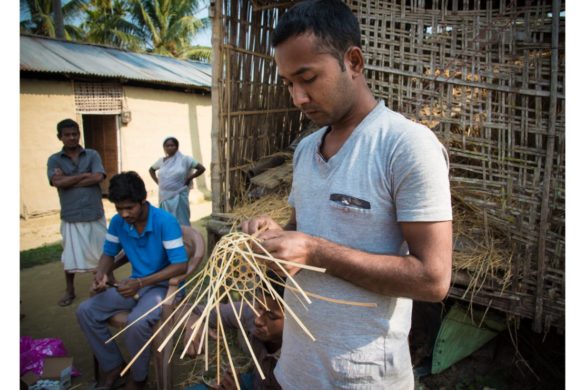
[20,34,211,90]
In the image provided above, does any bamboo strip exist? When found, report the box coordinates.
[226,293,265,381]
[533,0,561,334]
[269,278,377,308]
[221,107,301,116]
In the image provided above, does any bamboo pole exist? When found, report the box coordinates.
[225,42,232,212]
[221,107,301,116]
[365,65,565,99]
[224,44,274,61]
[210,0,224,215]
[533,0,560,334]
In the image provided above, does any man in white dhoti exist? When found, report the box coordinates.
[47,119,107,307]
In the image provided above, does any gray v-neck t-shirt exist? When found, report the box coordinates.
[275,101,452,389]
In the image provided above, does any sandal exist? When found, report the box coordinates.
[57,294,76,307]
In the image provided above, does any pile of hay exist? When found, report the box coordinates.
[229,192,292,229]
[451,194,514,301]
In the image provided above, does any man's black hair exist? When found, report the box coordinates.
[271,0,361,70]
[108,171,147,203]
[163,136,179,148]
[265,270,286,299]
[56,119,80,137]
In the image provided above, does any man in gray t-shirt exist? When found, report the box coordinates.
[241,1,452,388]
[47,119,107,307]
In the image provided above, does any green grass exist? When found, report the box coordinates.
[20,242,62,270]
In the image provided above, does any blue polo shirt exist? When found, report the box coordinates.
[103,203,187,278]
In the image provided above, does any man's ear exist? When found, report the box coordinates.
[346,46,365,77]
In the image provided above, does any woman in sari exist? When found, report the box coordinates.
[149,137,206,226]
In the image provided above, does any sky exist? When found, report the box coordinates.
[7,1,585,387]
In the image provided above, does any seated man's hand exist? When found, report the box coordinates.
[116,278,141,299]
[91,270,109,293]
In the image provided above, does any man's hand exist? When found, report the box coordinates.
[254,229,315,276]
[240,215,283,236]
[116,278,141,299]
[92,270,109,293]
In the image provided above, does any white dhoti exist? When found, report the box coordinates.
[60,216,107,272]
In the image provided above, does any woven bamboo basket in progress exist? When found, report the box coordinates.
[209,0,565,333]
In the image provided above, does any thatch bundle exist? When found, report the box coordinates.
[229,192,292,229]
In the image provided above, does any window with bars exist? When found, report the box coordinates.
[74,82,124,114]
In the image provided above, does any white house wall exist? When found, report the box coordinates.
[20,78,212,218]
[20,79,77,217]
[120,85,212,203]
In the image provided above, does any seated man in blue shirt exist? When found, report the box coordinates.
[76,171,188,390]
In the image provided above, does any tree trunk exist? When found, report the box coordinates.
[52,0,65,39]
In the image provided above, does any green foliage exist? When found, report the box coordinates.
[129,0,210,59]
[82,0,144,50]
[20,0,212,62]
[181,45,212,62]
[20,243,63,270]
[20,0,88,39]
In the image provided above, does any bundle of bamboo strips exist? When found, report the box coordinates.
[108,229,375,389]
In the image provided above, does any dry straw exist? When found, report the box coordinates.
[451,192,514,310]
[229,192,292,228]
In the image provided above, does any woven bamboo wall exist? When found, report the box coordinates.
[210,0,565,332]
[210,0,308,213]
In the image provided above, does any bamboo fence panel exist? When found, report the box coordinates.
[211,0,308,214]
[211,0,565,332]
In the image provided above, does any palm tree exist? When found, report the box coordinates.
[81,0,144,51]
[128,0,212,61]
[20,0,87,40]
[181,44,212,62]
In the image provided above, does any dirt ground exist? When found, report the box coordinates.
[19,199,212,389]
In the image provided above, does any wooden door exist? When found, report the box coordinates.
[82,115,119,195]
